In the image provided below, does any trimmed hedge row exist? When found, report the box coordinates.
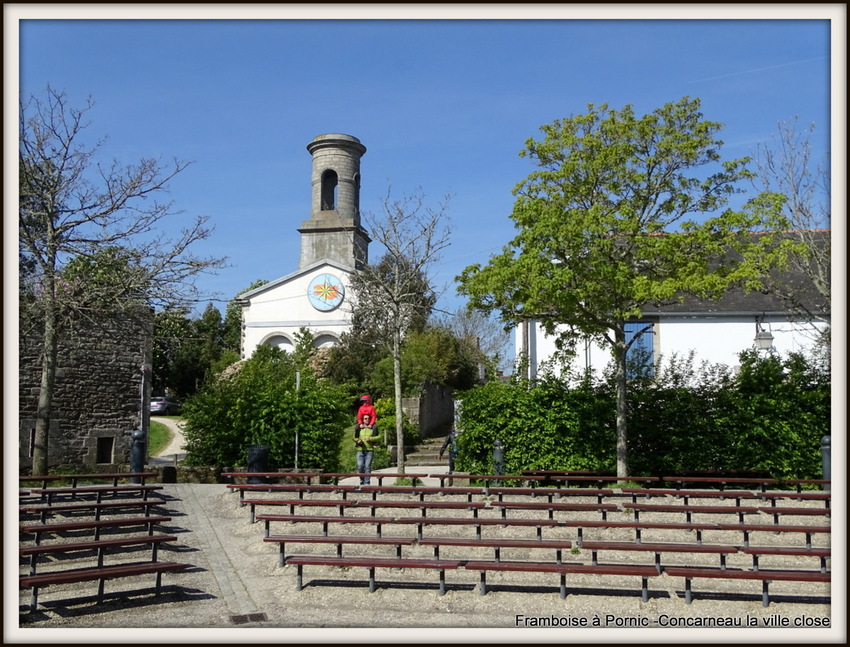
[457,349,830,480]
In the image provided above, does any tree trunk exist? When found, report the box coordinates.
[392,327,405,473]
[614,326,629,478]
[32,279,58,476]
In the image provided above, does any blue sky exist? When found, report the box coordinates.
[9,5,841,319]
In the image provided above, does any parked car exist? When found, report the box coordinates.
[150,396,181,416]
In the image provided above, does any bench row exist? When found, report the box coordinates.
[281,554,829,607]
[222,471,830,492]
[254,512,831,548]
[236,495,831,526]
[227,482,831,509]
[263,532,831,573]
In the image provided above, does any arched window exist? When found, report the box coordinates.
[321,170,338,211]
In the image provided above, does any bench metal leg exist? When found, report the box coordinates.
[368,567,376,593]
[494,547,501,563]
[279,544,286,567]
[556,549,562,564]
[264,520,270,538]
[376,523,382,538]
[438,570,446,596]
[479,571,487,596]
[155,571,163,595]
[641,576,649,603]
[762,580,771,608]
[559,573,566,599]
[30,587,39,612]
[97,578,106,604]
[295,565,303,591]
[683,578,693,604]
[249,504,255,524]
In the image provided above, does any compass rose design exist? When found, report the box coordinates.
[307,273,345,311]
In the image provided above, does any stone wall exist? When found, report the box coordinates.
[402,384,455,440]
[19,309,153,473]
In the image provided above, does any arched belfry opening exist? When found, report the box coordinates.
[320,169,338,211]
[299,134,370,270]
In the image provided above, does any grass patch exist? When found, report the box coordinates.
[148,420,172,456]
[393,477,423,486]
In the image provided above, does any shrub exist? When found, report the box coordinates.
[180,345,350,471]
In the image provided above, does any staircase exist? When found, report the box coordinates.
[398,436,445,468]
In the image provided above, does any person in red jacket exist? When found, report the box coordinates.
[357,395,377,427]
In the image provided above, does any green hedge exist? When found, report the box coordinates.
[457,350,830,481]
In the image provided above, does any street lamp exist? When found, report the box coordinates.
[754,316,774,351]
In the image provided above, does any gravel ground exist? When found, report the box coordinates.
[11,482,844,644]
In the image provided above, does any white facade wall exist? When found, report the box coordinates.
[240,262,355,358]
[517,316,827,379]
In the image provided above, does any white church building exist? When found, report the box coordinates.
[237,134,369,358]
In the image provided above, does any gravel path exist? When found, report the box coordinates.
[13,481,841,644]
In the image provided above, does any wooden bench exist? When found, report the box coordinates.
[578,540,739,572]
[780,478,830,493]
[429,474,548,488]
[263,534,417,566]
[256,514,395,538]
[759,491,830,507]
[758,505,831,525]
[29,484,164,505]
[621,488,758,506]
[354,499,488,518]
[19,560,188,612]
[737,545,831,572]
[486,487,615,504]
[358,484,486,502]
[320,473,430,486]
[714,522,831,549]
[490,500,620,521]
[20,472,159,490]
[417,536,573,563]
[662,475,780,492]
[241,498,356,523]
[389,515,562,540]
[285,555,463,595]
[226,483,359,502]
[464,560,660,601]
[20,534,177,575]
[21,500,162,523]
[663,565,831,607]
[559,519,721,546]
[540,475,662,489]
[623,502,761,524]
[220,471,321,485]
[20,515,172,544]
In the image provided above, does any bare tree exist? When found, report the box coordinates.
[349,188,451,472]
[753,117,831,328]
[19,87,227,474]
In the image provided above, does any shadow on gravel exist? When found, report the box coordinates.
[19,585,217,623]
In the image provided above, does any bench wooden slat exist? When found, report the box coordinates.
[20,534,178,575]
[263,534,416,565]
[623,502,761,523]
[20,515,172,544]
[21,500,161,523]
[284,555,463,595]
[663,565,831,607]
[738,545,831,571]
[578,540,739,571]
[417,536,573,562]
[256,514,394,538]
[19,560,188,612]
[463,560,660,600]
[558,519,721,545]
[714,522,831,548]
[491,501,618,521]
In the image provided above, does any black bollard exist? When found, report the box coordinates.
[130,429,147,483]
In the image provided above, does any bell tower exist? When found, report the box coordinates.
[298,133,370,270]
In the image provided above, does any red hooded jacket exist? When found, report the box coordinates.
[357,395,377,426]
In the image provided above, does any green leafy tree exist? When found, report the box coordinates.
[181,345,349,469]
[458,97,795,476]
[19,87,227,474]
[349,188,452,471]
